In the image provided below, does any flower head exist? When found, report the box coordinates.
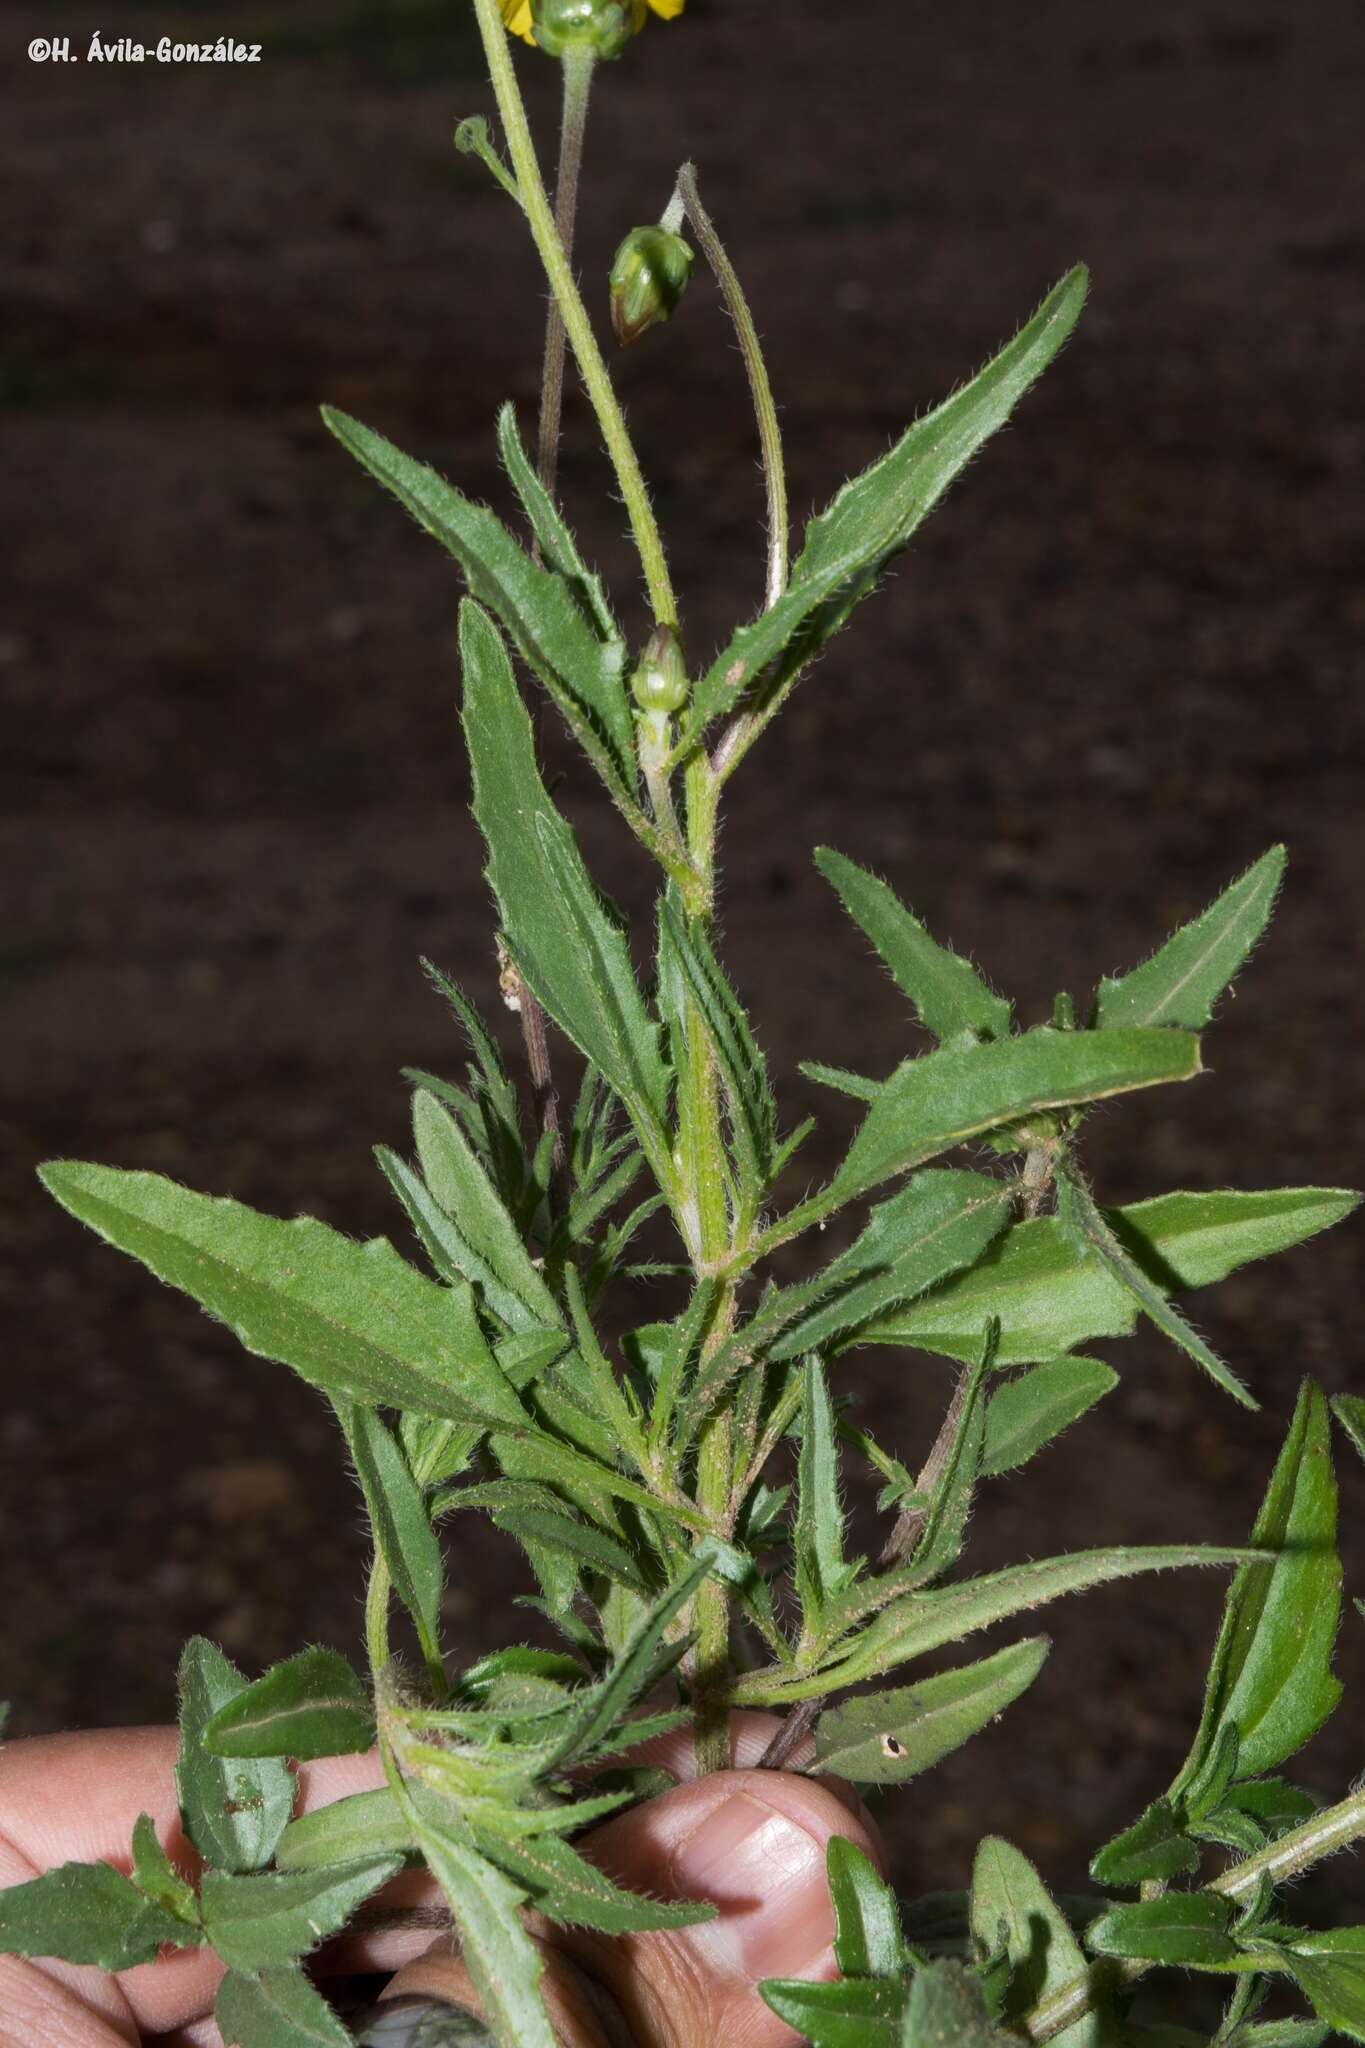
[502,0,684,56]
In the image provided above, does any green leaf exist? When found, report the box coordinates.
[338,1402,445,1666]
[323,406,635,795]
[1093,848,1285,1031]
[0,1860,190,1970]
[903,1959,1014,2046]
[830,1027,1200,1203]
[176,1638,294,1874]
[1332,1393,1365,1465]
[496,402,621,648]
[546,1545,718,1766]
[815,848,1012,1043]
[980,1357,1118,1477]
[807,1544,1259,1694]
[862,1187,1357,1365]
[1086,1891,1239,1968]
[493,1503,650,1594]
[794,1354,850,1627]
[1175,1380,1341,1791]
[970,1836,1099,2042]
[203,1644,375,1763]
[1232,2025,1331,2048]
[472,1827,714,1934]
[460,601,671,1166]
[800,1060,880,1102]
[411,1087,562,1333]
[200,1857,401,1972]
[827,1837,902,1978]
[815,1639,1048,1784]
[39,1162,530,1431]
[277,1788,412,1870]
[1281,1928,1365,2041]
[775,1171,1013,1362]
[215,1965,354,2048]
[658,901,775,1205]
[130,1811,201,1926]
[759,1972,906,2048]
[1089,1798,1201,1887]
[1058,1168,1254,1408]
[396,1790,558,2048]
[690,267,1089,740]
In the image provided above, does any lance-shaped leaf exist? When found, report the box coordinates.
[827,1839,902,1978]
[130,1813,201,1927]
[0,1861,191,1971]
[545,1545,719,1767]
[794,1355,850,1629]
[396,1785,558,2048]
[799,1544,1259,1696]
[460,601,671,1167]
[200,1857,401,1973]
[176,1638,294,1874]
[411,1087,562,1332]
[658,901,776,1205]
[862,1186,1358,1364]
[816,848,1012,1044]
[1173,1380,1341,1793]
[1093,847,1285,1031]
[971,1836,1099,2043]
[1089,1798,1201,1887]
[338,1399,445,1666]
[497,402,621,648]
[1280,1928,1365,2040]
[758,1973,906,2048]
[815,1638,1048,1784]
[981,1357,1118,1477]
[829,1027,1200,1203]
[39,1162,530,1431]
[770,1171,1012,1363]
[204,1644,375,1762]
[472,1827,715,1935]
[215,1965,354,2048]
[1086,1891,1239,1969]
[1058,1168,1254,1408]
[1332,1394,1365,1466]
[493,1503,651,1594]
[277,1788,413,1870]
[689,267,1089,738]
[323,406,635,795]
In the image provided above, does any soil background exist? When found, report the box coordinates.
[3,0,1363,1932]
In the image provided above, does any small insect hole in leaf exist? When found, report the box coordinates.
[880,1733,905,1758]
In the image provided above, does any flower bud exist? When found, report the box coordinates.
[530,0,638,59]
[609,226,694,347]
[631,625,689,715]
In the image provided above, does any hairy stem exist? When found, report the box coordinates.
[535,44,595,508]
[1021,1785,1365,2042]
[472,0,677,625]
[675,162,788,617]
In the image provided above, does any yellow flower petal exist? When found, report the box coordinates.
[647,0,685,17]
[500,0,536,42]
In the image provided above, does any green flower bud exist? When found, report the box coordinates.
[631,625,689,715]
[609,226,694,347]
[531,0,637,60]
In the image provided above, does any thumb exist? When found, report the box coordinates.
[370,1764,884,2048]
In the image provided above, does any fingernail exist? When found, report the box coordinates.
[670,1791,829,1979]
[356,1996,495,2047]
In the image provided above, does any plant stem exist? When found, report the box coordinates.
[535,43,594,506]
[471,0,678,625]
[675,162,788,615]
[1020,1784,1365,2043]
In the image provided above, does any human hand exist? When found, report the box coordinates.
[0,1712,884,2048]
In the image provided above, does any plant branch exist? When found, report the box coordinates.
[757,1697,821,1771]
[675,162,788,618]
[472,0,678,625]
[879,1363,970,1565]
[1021,1785,1365,2042]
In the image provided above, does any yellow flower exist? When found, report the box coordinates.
[500,0,684,47]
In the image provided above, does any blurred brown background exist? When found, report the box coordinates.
[2,0,1362,1909]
